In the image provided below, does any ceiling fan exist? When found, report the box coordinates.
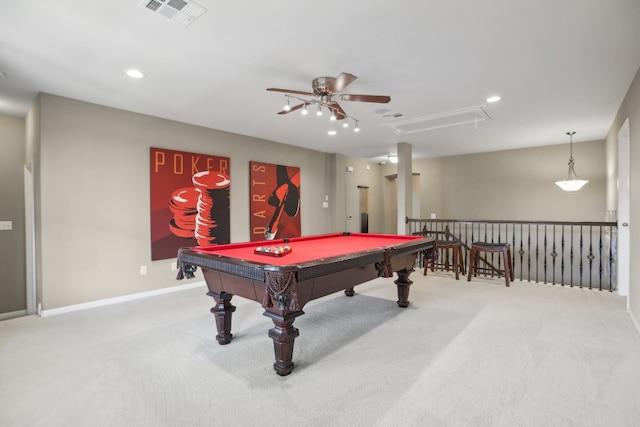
[266,72,391,121]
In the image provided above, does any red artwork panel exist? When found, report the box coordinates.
[150,147,230,260]
[249,161,301,242]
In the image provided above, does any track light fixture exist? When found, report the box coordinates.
[279,95,362,135]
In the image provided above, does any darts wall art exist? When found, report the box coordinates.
[150,147,230,261]
[249,161,301,242]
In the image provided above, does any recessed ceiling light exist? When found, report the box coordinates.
[486,95,501,103]
[126,69,145,79]
[328,130,337,136]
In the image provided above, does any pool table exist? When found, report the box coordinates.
[177,232,434,375]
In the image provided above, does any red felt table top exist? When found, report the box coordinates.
[193,232,424,266]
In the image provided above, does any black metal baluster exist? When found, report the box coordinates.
[527,224,532,282]
[536,224,540,283]
[598,226,603,291]
[519,224,524,281]
[570,226,575,287]
[551,225,557,285]
[511,223,516,281]
[561,225,566,287]
[543,225,548,284]
[579,226,584,288]
[588,225,594,290]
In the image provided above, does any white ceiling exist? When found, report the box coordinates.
[1,0,640,163]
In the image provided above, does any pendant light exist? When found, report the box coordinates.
[555,131,588,192]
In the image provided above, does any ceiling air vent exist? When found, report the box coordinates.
[139,0,207,27]
[383,105,492,135]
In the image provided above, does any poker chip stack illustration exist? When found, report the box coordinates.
[168,187,199,238]
[192,170,231,246]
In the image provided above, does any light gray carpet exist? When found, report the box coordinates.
[1,273,639,427]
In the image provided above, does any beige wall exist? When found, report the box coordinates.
[437,141,606,221]
[0,115,26,314]
[606,66,640,326]
[34,94,341,309]
[379,140,606,230]
[0,81,624,313]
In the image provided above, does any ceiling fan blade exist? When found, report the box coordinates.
[278,102,310,115]
[340,94,391,103]
[328,102,348,121]
[267,88,315,96]
[328,73,357,93]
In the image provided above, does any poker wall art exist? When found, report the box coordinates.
[249,161,301,242]
[150,147,230,260]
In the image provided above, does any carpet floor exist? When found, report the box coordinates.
[1,272,639,426]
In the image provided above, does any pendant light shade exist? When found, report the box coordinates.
[555,131,588,192]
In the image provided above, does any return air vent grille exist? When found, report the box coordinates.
[139,0,207,27]
[383,105,492,135]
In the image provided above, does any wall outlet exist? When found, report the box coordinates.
[0,221,12,231]
[140,265,147,275]
[430,213,436,219]
[170,262,177,271]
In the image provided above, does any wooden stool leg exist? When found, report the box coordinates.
[467,248,475,281]
[423,252,428,276]
[452,246,459,280]
[502,247,510,287]
[457,245,465,275]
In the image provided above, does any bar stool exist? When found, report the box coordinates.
[467,242,514,287]
[424,240,465,280]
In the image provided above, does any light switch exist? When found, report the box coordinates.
[0,221,12,231]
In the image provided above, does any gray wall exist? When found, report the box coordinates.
[0,115,26,314]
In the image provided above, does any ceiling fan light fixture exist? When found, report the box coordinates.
[266,73,390,136]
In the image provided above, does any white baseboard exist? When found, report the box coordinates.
[0,309,28,321]
[629,306,640,337]
[40,281,206,317]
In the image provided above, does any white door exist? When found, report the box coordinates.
[617,119,630,304]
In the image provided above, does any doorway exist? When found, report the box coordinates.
[358,186,369,233]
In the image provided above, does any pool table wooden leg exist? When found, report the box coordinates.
[263,311,303,376]
[394,268,414,308]
[208,291,236,345]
